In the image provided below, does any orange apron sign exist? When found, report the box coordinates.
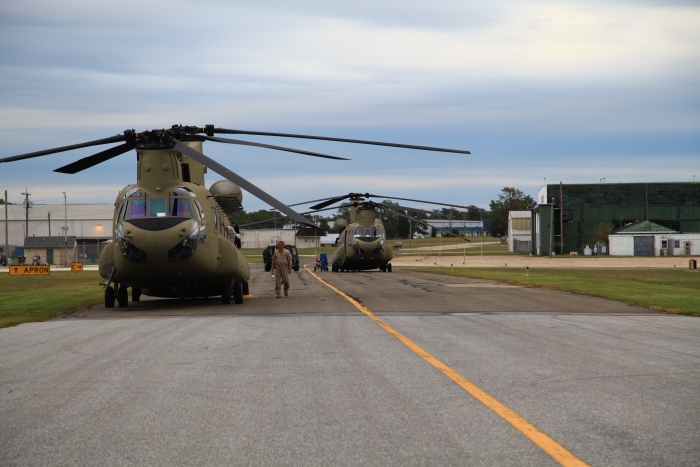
[9,265,51,276]
[71,262,83,271]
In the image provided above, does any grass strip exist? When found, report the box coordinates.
[0,271,104,328]
[410,267,700,317]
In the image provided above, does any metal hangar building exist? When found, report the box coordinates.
[531,182,700,256]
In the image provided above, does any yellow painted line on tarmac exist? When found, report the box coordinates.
[304,265,590,467]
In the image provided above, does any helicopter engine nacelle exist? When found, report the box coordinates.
[333,218,348,233]
[209,180,243,215]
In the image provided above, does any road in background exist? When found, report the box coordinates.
[1,264,698,466]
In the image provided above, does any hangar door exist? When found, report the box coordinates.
[633,236,654,256]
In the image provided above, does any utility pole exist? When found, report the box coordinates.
[559,182,564,256]
[550,197,555,257]
[21,189,30,242]
[4,190,8,261]
[63,192,68,267]
[48,212,51,236]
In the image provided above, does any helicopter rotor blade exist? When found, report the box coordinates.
[390,204,439,215]
[370,195,474,210]
[200,136,349,161]
[0,134,128,164]
[309,192,373,210]
[167,136,316,227]
[376,202,471,242]
[213,128,470,155]
[238,205,348,229]
[309,192,473,211]
[309,195,356,210]
[53,141,138,174]
[288,195,351,207]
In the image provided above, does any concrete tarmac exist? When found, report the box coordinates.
[1,262,698,466]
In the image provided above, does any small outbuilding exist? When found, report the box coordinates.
[24,236,77,265]
[608,220,699,256]
[508,211,531,253]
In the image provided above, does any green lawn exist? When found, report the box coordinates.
[0,271,104,328]
[410,268,700,316]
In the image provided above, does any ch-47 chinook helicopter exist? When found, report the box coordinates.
[243,193,474,272]
[0,124,470,306]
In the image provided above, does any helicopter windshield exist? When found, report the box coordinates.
[125,200,146,219]
[145,198,197,218]
[169,198,196,217]
[172,186,196,197]
[352,225,383,238]
[150,198,167,217]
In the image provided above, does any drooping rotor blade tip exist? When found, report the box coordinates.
[0,134,129,164]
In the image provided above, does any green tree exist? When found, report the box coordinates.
[466,205,486,220]
[488,187,536,237]
[592,221,615,245]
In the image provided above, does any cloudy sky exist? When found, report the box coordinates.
[1,0,698,212]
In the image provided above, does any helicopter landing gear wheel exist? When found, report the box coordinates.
[264,263,272,272]
[132,288,141,302]
[387,263,392,272]
[117,285,128,308]
[221,286,231,305]
[242,280,249,296]
[233,281,243,304]
[105,286,115,308]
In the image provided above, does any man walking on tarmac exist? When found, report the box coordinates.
[272,240,293,298]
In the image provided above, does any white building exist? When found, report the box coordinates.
[239,226,325,249]
[426,220,484,237]
[508,211,532,253]
[609,221,700,256]
[1,203,113,260]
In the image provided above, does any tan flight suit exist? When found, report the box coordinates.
[272,247,293,297]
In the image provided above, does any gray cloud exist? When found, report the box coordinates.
[1,0,698,211]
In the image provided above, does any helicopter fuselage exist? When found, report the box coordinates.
[98,142,250,299]
[330,201,393,271]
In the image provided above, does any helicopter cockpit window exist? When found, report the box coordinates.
[193,201,204,220]
[124,188,143,199]
[171,187,196,197]
[169,198,196,217]
[125,200,146,219]
[150,198,167,217]
[353,224,383,238]
[116,201,127,221]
